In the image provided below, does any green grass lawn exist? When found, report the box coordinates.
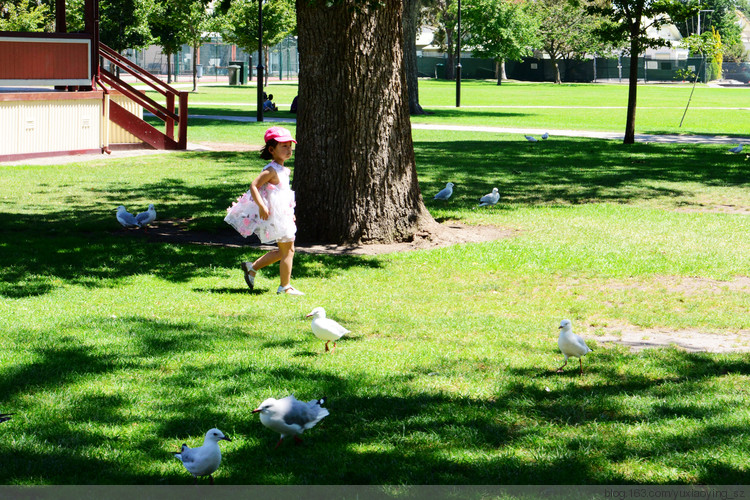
[1,92,750,485]
[170,80,750,139]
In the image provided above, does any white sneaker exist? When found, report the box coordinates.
[277,285,304,295]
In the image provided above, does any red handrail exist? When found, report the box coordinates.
[98,42,188,149]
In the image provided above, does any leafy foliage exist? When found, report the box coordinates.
[0,0,51,31]
[462,0,539,67]
[528,0,615,83]
[99,0,155,52]
[215,0,295,55]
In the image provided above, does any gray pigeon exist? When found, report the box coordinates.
[556,319,592,375]
[478,188,500,207]
[434,182,454,200]
[174,428,231,484]
[541,132,549,140]
[116,206,139,228]
[253,395,329,448]
[728,144,743,153]
[524,135,538,142]
[135,204,156,227]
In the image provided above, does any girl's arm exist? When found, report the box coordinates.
[250,168,278,220]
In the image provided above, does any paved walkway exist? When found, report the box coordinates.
[410,123,747,145]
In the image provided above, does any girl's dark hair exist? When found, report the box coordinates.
[260,138,278,160]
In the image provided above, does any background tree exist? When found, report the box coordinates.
[217,0,295,86]
[0,0,51,31]
[675,0,745,63]
[426,0,458,80]
[149,0,191,83]
[529,0,611,84]
[678,26,724,126]
[99,0,154,53]
[403,0,426,113]
[586,0,697,143]
[295,0,435,244]
[181,0,215,91]
[462,0,538,85]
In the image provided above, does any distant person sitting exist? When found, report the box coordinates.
[290,95,298,114]
[263,94,278,112]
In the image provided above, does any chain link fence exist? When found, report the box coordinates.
[418,55,750,84]
[122,35,299,83]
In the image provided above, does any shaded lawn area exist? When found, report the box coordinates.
[0,132,748,484]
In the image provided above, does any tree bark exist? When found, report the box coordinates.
[295,0,435,244]
[495,60,506,85]
[403,0,426,115]
[444,31,455,80]
[624,24,641,144]
[192,43,198,92]
[552,57,561,84]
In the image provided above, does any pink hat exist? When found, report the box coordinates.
[264,126,296,144]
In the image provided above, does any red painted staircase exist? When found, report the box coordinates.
[98,43,188,150]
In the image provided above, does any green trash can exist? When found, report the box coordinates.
[227,65,240,85]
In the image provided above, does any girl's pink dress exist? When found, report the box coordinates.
[224,162,296,243]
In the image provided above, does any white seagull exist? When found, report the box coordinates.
[728,144,743,153]
[135,203,157,227]
[173,428,231,484]
[524,135,538,142]
[541,132,549,140]
[556,319,592,375]
[0,413,12,423]
[306,307,350,352]
[253,395,329,449]
[433,182,454,200]
[116,206,139,228]
[478,187,500,207]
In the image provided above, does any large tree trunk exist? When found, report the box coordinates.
[295,0,434,244]
[403,0,426,115]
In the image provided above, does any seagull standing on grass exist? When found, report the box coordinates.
[0,413,12,423]
[478,188,500,207]
[253,395,329,449]
[173,428,231,484]
[306,307,350,352]
[556,319,592,375]
[541,132,549,140]
[434,182,454,200]
[524,135,538,142]
[728,144,743,153]
[116,206,139,228]
[135,203,157,227]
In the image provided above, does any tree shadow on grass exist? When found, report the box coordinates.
[0,213,383,299]
[1,330,749,484]
[416,137,749,210]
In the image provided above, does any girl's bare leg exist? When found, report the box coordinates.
[251,248,281,273]
[277,241,295,288]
